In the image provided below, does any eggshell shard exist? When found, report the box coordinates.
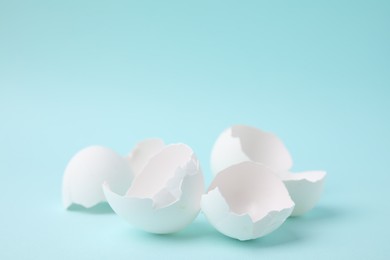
[104,143,205,234]
[282,171,327,216]
[201,162,294,241]
[127,138,165,177]
[211,125,293,176]
[62,146,134,209]
[211,125,327,216]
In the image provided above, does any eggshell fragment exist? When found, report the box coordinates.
[211,125,293,176]
[127,138,165,177]
[281,171,326,216]
[62,146,134,209]
[103,143,205,234]
[211,125,327,216]
[201,162,294,241]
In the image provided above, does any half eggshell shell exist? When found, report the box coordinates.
[201,162,294,241]
[63,146,134,209]
[281,171,326,216]
[127,138,165,177]
[104,143,205,234]
[211,125,326,216]
[211,125,293,176]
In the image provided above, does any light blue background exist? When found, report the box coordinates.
[1,0,389,259]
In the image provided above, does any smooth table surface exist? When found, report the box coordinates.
[1,1,389,259]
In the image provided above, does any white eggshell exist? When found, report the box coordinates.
[201,162,294,241]
[62,146,134,209]
[211,125,327,216]
[211,125,293,175]
[104,143,205,234]
[127,138,165,177]
[282,171,326,216]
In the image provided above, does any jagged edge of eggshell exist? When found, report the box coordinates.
[127,138,166,177]
[211,125,293,176]
[103,144,204,233]
[282,171,327,216]
[201,186,294,241]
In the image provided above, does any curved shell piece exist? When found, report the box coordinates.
[201,162,294,241]
[127,138,165,177]
[211,125,293,176]
[104,144,205,234]
[282,171,326,216]
[62,146,134,209]
[211,125,326,216]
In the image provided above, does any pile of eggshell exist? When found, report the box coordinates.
[63,125,326,241]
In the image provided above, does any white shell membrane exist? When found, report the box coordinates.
[201,162,294,240]
[127,138,165,177]
[104,143,205,234]
[211,125,293,175]
[282,171,326,216]
[211,125,327,216]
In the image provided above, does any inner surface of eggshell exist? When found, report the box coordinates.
[126,144,195,202]
[103,143,205,234]
[103,162,204,234]
[127,138,165,177]
[150,156,201,208]
[208,162,294,222]
[211,128,251,175]
[230,125,293,172]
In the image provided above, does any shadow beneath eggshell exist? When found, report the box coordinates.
[126,216,302,248]
[249,224,302,247]
[223,205,346,247]
[128,217,218,242]
[67,202,114,214]
[283,205,348,231]
[222,205,348,248]
[123,205,346,248]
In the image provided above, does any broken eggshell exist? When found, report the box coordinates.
[127,138,165,177]
[211,125,326,216]
[62,146,134,209]
[210,125,293,176]
[201,162,295,241]
[103,143,205,234]
[281,171,326,216]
